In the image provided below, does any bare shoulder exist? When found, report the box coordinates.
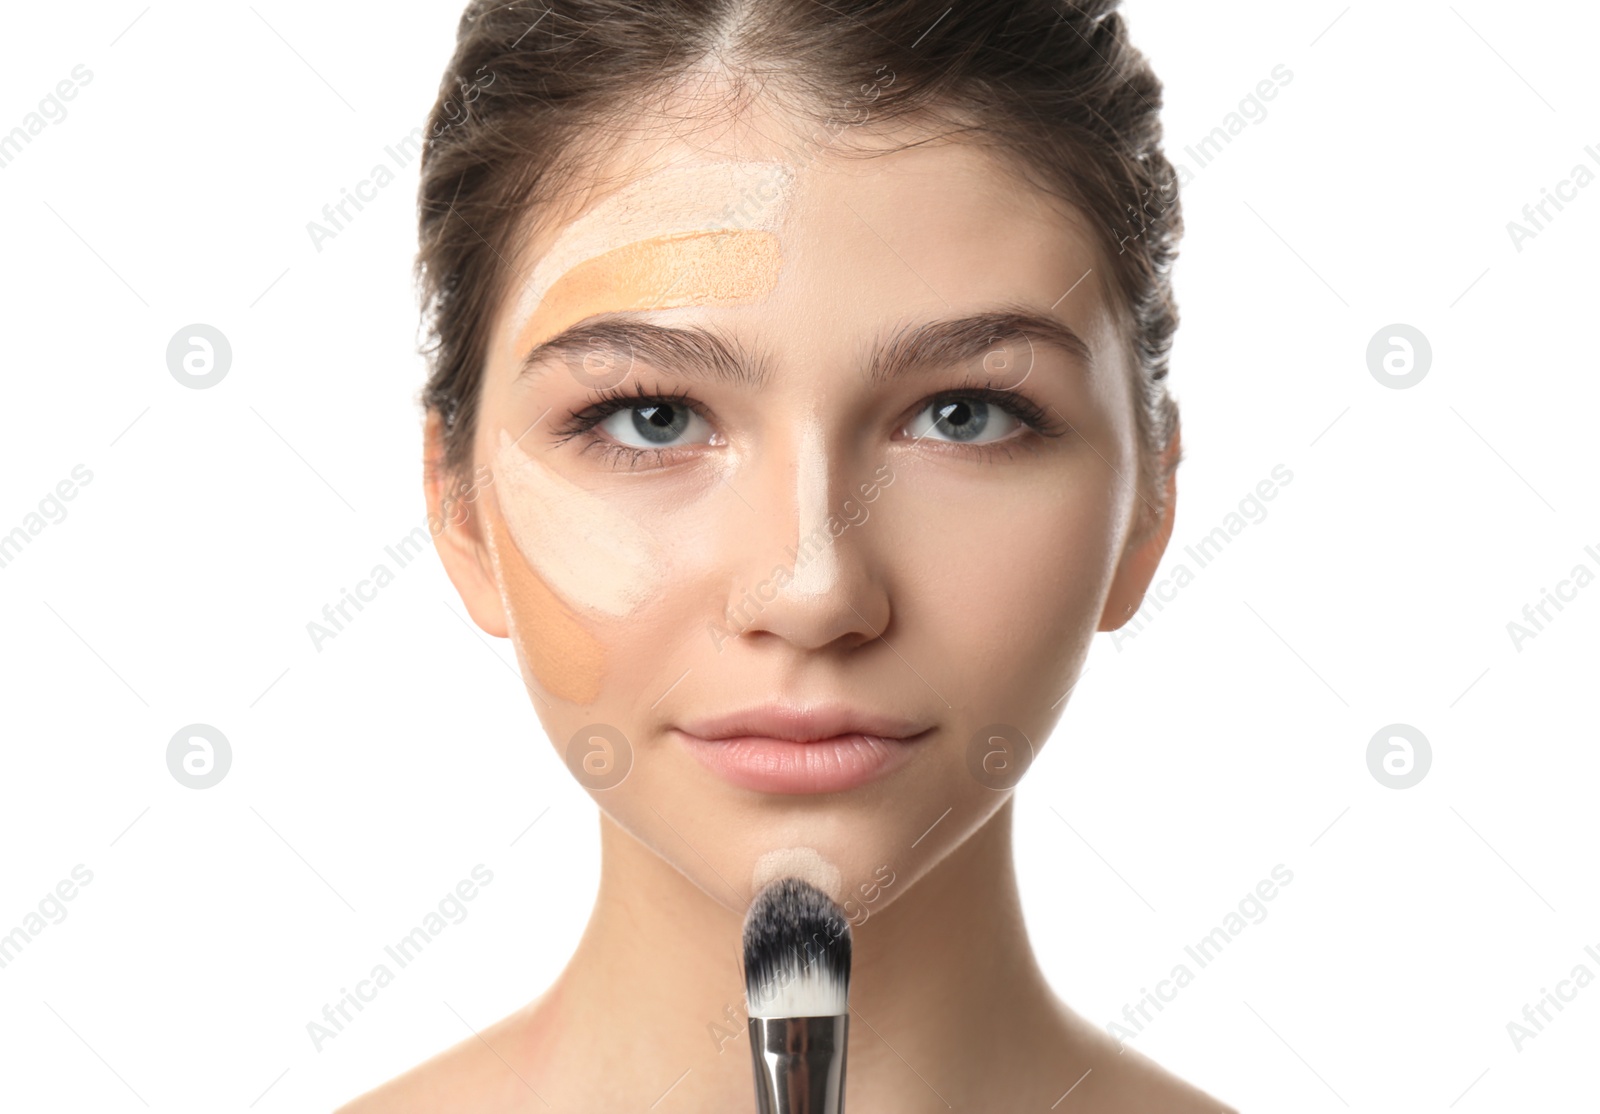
[333,998,547,1114]
[1045,1004,1239,1114]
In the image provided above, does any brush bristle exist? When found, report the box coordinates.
[742,877,852,1018]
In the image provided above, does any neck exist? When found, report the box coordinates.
[532,798,1061,1109]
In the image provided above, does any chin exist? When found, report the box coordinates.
[575,718,1019,919]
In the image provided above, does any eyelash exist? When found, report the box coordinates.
[549,376,1068,469]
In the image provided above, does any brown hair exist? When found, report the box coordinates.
[416,0,1183,532]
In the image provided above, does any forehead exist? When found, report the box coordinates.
[491,119,1121,373]
[786,140,1106,303]
[512,109,1113,283]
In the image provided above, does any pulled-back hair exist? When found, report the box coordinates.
[416,0,1182,532]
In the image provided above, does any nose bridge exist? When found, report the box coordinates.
[782,416,841,598]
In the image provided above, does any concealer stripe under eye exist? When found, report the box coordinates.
[514,229,782,357]
[493,427,657,616]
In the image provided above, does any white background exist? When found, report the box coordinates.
[1,2,1595,1110]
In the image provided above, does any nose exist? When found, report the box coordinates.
[723,421,892,653]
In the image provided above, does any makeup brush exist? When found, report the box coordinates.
[742,877,853,1114]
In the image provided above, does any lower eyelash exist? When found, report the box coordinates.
[577,441,685,469]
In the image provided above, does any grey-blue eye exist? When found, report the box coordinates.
[906,397,1020,444]
[598,401,714,447]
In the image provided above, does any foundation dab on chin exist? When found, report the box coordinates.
[751,846,844,904]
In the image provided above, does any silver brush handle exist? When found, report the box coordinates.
[747,1015,848,1114]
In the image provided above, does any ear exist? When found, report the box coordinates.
[1098,422,1181,632]
[424,410,509,638]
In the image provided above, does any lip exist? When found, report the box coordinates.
[673,704,934,794]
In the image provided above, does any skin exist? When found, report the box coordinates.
[341,86,1230,1113]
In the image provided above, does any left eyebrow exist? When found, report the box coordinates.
[865,309,1093,385]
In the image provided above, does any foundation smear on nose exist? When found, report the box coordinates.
[782,418,841,598]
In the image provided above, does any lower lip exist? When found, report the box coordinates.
[674,730,928,794]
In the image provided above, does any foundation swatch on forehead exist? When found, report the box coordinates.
[483,496,605,706]
[509,159,796,351]
[492,428,658,617]
[752,847,844,903]
[514,229,781,357]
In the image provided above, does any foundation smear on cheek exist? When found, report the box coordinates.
[482,494,607,705]
[492,428,658,617]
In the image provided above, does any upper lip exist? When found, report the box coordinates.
[675,703,932,743]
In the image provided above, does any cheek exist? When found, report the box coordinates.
[886,462,1123,689]
[483,502,608,705]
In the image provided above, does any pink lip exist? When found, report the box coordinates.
[674,704,934,794]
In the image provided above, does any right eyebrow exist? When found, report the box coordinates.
[517,315,771,388]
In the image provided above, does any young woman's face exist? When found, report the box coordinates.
[434,106,1171,918]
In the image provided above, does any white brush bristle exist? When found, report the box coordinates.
[748,961,849,1018]
[742,877,853,1018]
